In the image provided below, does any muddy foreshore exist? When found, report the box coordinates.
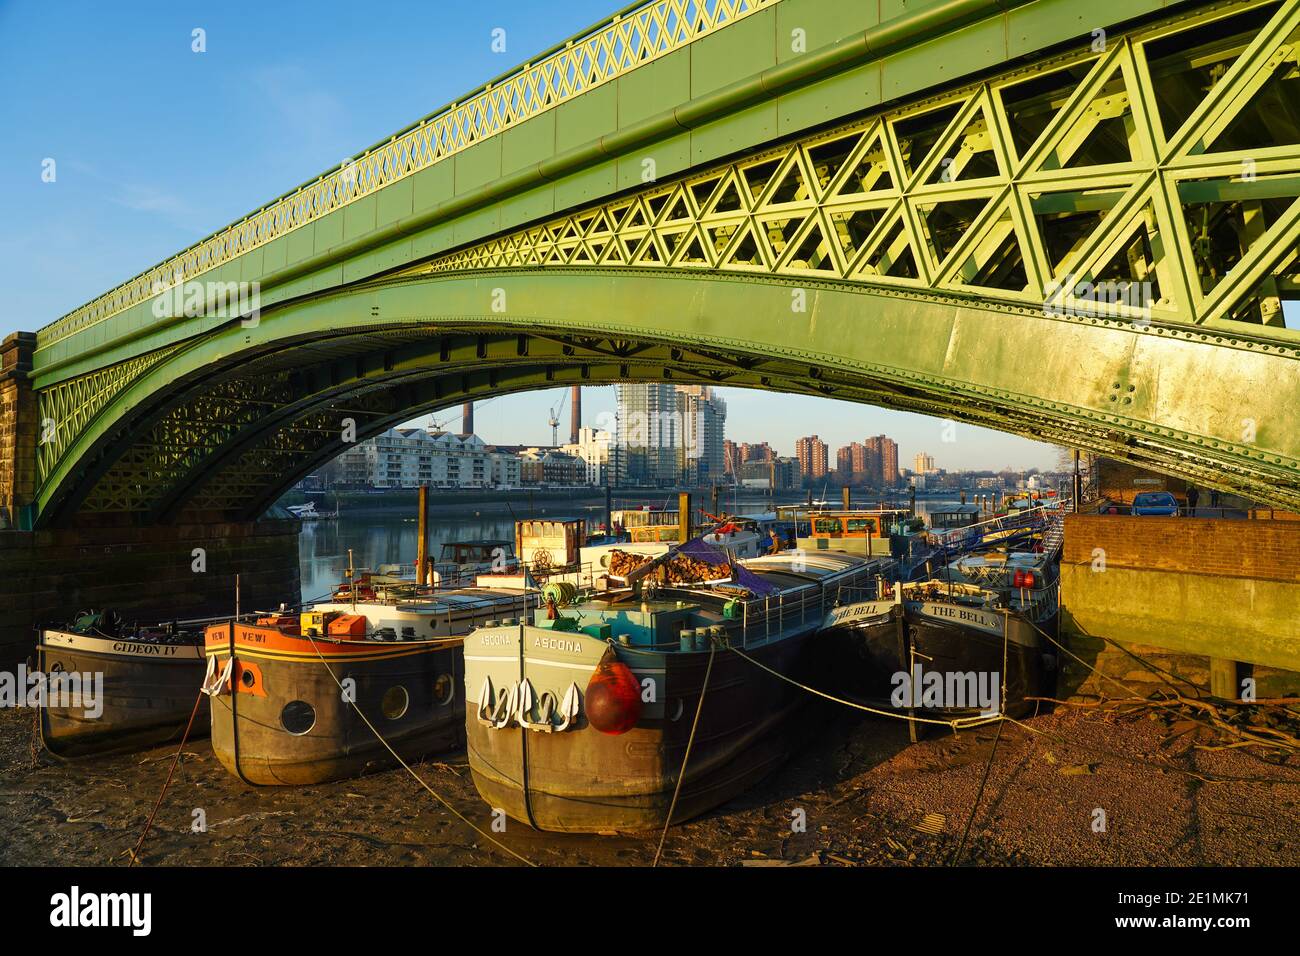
[2,702,1297,867]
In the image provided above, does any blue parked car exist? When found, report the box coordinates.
[1131,492,1179,516]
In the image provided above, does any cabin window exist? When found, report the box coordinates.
[280,700,315,736]
[433,674,455,706]
[382,686,410,720]
[814,518,842,534]
[845,518,876,534]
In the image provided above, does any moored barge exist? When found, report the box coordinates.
[821,523,1062,720]
[37,613,208,758]
[463,541,883,832]
[204,582,535,785]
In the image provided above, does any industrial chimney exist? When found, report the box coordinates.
[461,402,474,435]
[569,386,581,445]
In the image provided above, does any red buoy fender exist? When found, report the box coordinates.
[585,647,643,735]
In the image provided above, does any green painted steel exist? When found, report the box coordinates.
[13,0,1300,528]
[33,268,1300,523]
[30,0,1180,383]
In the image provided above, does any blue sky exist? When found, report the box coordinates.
[0,0,1085,470]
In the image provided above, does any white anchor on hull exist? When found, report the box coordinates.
[476,675,581,732]
[200,654,234,697]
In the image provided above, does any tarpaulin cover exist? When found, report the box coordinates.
[674,537,779,596]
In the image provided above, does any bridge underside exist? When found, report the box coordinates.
[19,0,1300,528]
[30,267,1300,528]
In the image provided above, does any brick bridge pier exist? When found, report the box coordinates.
[0,332,300,668]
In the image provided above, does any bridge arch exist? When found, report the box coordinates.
[33,264,1300,528]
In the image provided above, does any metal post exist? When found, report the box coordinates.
[894,599,916,744]
[417,485,429,585]
[842,486,851,511]
[1072,449,1082,514]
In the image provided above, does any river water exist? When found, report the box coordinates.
[297,491,976,600]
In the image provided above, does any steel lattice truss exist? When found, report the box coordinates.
[34,347,179,484]
[36,0,773,347]
[68,330,1143,520]
[417,0,1300,332]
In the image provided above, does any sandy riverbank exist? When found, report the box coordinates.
[2,701,1297,867]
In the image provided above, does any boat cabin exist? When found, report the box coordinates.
[797,510,912,556]
[928,503,981,530]
[439,540,514,565]
[515,517,586,573]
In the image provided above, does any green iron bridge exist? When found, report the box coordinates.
[4,0,1299,531]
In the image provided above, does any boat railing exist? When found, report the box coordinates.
[834,582,887,606]
[924,505,1054,547]
[733,567,875,648]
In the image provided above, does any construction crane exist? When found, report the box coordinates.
[547,389,569,446]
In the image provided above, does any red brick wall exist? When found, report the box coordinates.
[1250,508,1300,521]
[0,333,37,527]
[1063,514,1300,584]
[0,520,302,668]
[1096,458,1189,505]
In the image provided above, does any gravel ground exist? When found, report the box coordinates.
[1,702,1297,867]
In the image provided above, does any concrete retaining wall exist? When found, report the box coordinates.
[1060,514,1300,699]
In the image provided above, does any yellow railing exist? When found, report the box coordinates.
[37,0,777,348]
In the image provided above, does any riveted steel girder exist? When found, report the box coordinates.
[29,266,1300,527]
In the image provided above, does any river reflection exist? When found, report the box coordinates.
[297,493,978,601]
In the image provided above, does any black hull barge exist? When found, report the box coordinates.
[37,619,208,758]
[464,545,880,833]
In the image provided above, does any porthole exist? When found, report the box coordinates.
[381,685,409,720]
[240,668,255,688]
[433,674,455,706]
[280,700,315,735]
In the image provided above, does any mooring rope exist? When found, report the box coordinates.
[653,642,715,867]
[127,688,206,866]
[950,716,1004,866]
[951,612,1011,866]
[724,644,1001,730]
[303,633,536,867]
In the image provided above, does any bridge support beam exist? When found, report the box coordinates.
[0,332,37,530]
[1059,515,1300,701]
[0,519,301,668]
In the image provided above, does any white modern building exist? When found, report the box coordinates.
[613,383,727,486]
[562,426,614,486]
[332,427,520,489]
